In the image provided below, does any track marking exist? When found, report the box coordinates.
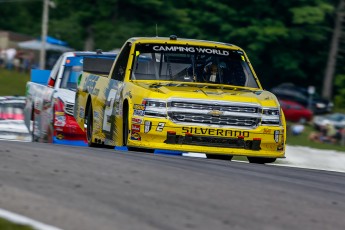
[0,208,63,230]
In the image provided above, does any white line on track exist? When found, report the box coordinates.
[0,208,63,230]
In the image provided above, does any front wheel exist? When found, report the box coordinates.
[247,157,276,164]
[123,107,129,146]
[206,154,233,161]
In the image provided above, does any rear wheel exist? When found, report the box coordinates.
[206,154,233,161]
[31,108,38,142]
[247,157,276,164]
[85,104,96,147]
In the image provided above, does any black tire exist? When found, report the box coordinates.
[206,154,233,161]
[31,108,38,142]
[123,107,129,146]
[247,157,276,164]
[85,104,96,147]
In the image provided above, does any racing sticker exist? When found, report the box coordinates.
[131,124,140,132]
[79,107,85,119]
[132,117,143,124]
[182,127,250,138]
[56,134,64,140]
[144,121,152,133]
[134,110,145,116]
[133,104,145,110]
[156,122,165,132]
[131,132,141,141]
[54,116,66,127]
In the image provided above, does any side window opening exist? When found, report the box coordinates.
[111,42,131,81]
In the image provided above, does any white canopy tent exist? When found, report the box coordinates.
[18,40,74,52]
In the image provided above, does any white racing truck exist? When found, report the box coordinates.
[24,51,116,145]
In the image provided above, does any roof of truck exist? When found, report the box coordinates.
[126,36,242,50]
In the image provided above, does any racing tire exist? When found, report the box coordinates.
[31,108,38,142]
[85,104,96,147]
[206,154,233,161]
[247,157,276,164]
[123,107,129,146]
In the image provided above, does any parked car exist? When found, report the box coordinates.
[279,99,313,123]
[271,83,333,114]
[313,113,345,130]
[0,96,31,142]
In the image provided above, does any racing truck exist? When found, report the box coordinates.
[74,36,286,163]
[24,51,116,145]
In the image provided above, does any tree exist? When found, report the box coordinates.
[322,0,345,100]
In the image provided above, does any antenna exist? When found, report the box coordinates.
[156,24,158,37]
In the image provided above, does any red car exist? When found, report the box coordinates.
[279,99,313,123]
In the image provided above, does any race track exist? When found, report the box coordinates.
[0,140,344,230]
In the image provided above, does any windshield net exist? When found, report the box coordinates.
[131,44,259,88]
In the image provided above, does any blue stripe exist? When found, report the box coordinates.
[53,137,88,146]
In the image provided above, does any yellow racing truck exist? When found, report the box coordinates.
[74,36,286,163]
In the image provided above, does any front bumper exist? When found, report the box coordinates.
[127,118,285,158]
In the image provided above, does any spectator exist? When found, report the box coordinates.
[0,48,6,67]
[291,123,305,136]
[5,48,17,70]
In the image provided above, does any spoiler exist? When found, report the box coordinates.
[83,57,115,75]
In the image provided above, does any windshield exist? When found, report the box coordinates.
[131,44,259,88]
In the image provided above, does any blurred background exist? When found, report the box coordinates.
[0,0,344,149]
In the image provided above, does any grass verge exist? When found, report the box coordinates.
[0,217,34,230]
[0,68,30,96]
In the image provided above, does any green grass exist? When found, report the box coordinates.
[0,68,30,96]
[0,217,34,230]
[286,122,345,152]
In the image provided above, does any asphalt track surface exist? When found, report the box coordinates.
[0,140,345,230]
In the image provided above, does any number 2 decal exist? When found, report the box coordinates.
[156,122,165,132]
[103,89,117,132]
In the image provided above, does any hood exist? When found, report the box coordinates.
[55,88,76,105]
[134,82,278,106]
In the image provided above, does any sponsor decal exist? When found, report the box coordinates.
[144,121,152,133]
[182,127,250,138]
[156,122,165,132]
[134,110,145,116]
[132,117,143,124]
[131,124,140,132]
[56,134,64,140]
[94,111,99,119]
[54,116,66,127]
[55,111,65,116]
[130,132,141,141]
[79,107,85,118]
[133,104,145,110]
[263,128,271,134]
[152,46,230,56]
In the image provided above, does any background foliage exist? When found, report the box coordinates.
[0,0,344,106]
